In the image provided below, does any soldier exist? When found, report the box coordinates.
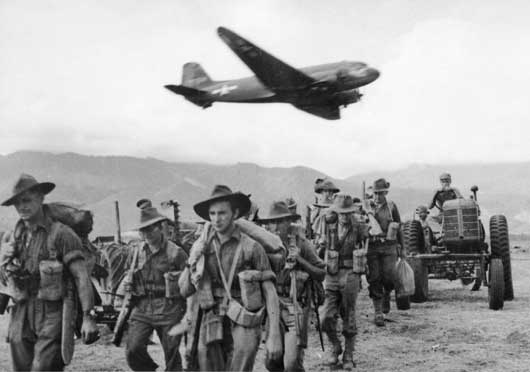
[310,179,340,244]
[320,194,367,370]
[416,205,436,251]
[124,199,188,371]
[179,185,282,371]
[260,201,325,372]
[0,174,98,371]
[429,172,463,211]
[366,178,403,326]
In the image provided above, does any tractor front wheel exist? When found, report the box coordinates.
[488,258,505,310]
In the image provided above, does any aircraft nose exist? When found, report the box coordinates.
[365,67,380,82]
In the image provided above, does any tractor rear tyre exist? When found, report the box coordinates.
[490,215,514,301]
[402,220,425,254]
[488,258,505,310]
[410,257,429,302]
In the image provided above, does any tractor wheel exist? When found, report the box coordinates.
[395,293,411,310]
[402,220,425,254]
[410,258,428,302]
[490,215,514,301]
[488,258,505,310]
[471,265,482,291]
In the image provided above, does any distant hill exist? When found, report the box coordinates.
[0,151,528,235]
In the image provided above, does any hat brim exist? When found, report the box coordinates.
[135,215,168,231]
[372,188,389,193]
[313,202,332,208]
[193,193,251,221]
[2,182,56,206]
[258,212,301,223]
[329,205,359,214]
[315,187,340,194]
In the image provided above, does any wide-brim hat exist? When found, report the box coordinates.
[315,179,340,194]
[373,178,390,192]
[193,185,251,221]
[259,200,300,222]
[135,206,168,230]
[329,193,359,214]
[2,173,56,206]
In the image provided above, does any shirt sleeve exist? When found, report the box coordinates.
[173,247,189,271]
[55,224,85,266]
[300,238,326,269]
[392,203,401,223]
[249,240,276,282]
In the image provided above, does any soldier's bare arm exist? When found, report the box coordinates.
[261,279,282,361]
[69,259,99,344]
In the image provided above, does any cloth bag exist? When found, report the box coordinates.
[394,258,415,297]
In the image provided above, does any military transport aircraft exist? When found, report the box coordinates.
[165,27,380,120]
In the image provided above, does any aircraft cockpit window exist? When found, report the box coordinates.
[348,62,366,69]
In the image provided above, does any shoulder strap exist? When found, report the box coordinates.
[213,238,243,301]
[46,222,61,260]
[387,201,395,222]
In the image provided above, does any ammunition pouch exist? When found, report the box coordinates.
[238,270,264,312]
[352,248,367,274]
[37,260,64,301]
[163,270,182,299]
[386,221,400,241]
[204,311,224,345]
[326,250,339,275]
[227,299,265,328]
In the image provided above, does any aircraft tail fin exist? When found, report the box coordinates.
[182,62,213,88]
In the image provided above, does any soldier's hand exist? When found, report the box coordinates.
[81,317,99,345]
[265,334,282,362]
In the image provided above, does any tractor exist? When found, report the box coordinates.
[401,186,513,310]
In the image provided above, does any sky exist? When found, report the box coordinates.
[1,0,529,178]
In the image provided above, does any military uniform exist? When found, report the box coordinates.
[196,226,275,371]
[265,234,325,372]
[321,221,365,368]
[367,198,401,322]
[6,214,86,371]
[125,237,188,371]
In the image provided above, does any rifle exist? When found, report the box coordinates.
[161,200,181,245]
[362,181,383,236]
[286,233,302,345]
[186,305,203,371]
[305,205,313,240]
[114,201,122,244]
[311,282,324,352]
[112,244,140,346]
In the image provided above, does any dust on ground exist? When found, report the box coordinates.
[1,243,530,372]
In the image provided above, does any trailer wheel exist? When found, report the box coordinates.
[490,215,514,300]
[410,258,428,302]
[402,220,425,254]
[488,258,505,310]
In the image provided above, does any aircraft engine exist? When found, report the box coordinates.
[333,89,362,107]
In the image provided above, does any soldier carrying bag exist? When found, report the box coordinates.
[213,240,265,330]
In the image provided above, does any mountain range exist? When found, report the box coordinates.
[1,151,529,236]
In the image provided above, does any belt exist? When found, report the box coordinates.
[339,259,353,268]
[144,289,166,298]
[369,237,396,244]
[212,287,240,299]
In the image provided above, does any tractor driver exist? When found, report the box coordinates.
[429,173,463,212]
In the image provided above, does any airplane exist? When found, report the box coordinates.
[165,27,380,120]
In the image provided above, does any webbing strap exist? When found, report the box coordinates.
[213,237,243,302]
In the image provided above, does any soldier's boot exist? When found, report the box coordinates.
[382,291,391,314]
[373,299,385,327]
[342,336,356,370]
[324,330,343,366]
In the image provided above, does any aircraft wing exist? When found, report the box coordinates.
[217,27,316,91]
[293,104,341,120]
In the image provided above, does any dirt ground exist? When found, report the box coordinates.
[1,242,530,372]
